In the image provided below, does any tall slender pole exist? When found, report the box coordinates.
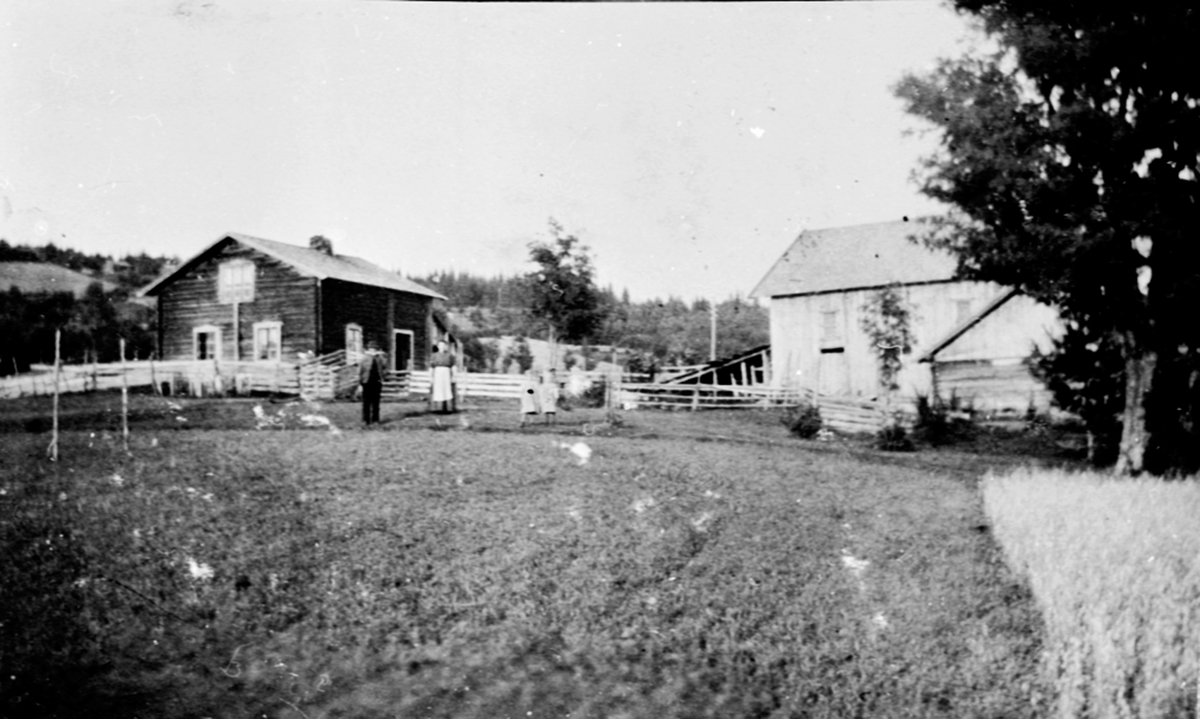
[49,330,60,461]
[709,303,717,361]
[121,338,129,452]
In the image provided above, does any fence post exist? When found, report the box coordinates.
[49,330,60,461]
[120,338,129,452]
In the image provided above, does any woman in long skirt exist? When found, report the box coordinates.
[430,340,455,413]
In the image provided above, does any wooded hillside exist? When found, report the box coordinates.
[411,270,769,372]
[0,241,177,375]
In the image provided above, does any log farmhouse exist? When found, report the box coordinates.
[750,218,1064,413]
[140,233,449,393]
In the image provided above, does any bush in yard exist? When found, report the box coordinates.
[912,392,976,446]
[875,422,915,452]
[579,376,607,408]
[783,404,823,439]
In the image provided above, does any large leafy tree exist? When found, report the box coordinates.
[896,3,1200,474]
[524,218,607,365]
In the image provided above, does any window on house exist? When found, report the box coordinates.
[253,321,282,361]
[955,300,973,325]
[345,324,363,361]
[821,310,840,342]
[218,260,255,303]
[193,325,220,361]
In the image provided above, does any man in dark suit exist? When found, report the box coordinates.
[359,341,386,426]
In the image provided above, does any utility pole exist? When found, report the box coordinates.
[709,302,718,361]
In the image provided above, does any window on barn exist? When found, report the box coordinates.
[193,325,220,361]
[253,321,282,361]
[821,310,840,342]
[345,324,363,362]
[218,259,255,303]
[955,299,973,326]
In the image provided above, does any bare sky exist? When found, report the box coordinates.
[0,1,984,302]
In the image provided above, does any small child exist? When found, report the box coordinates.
[540,368,560,425]
[519,369,541,427]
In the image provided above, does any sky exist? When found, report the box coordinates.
[0,1,987,303]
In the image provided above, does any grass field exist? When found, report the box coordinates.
[985,468,1200,718]
[2,391,1057,718]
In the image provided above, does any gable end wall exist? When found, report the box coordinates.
[157,242,317,361]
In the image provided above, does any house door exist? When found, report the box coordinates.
[393,330,414,372]
[817,348,848,396]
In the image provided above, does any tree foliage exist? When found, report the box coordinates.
[895,3,1200,474]
[523,218,607,346]
[0,285,156,375]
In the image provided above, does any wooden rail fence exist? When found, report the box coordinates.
[1,358,903,435]
[0,359,300,399]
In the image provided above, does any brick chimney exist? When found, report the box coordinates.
[309,235,333,255]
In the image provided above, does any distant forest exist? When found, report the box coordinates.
[0,242,768,376]
[0,241,176,374]
[410,270,769,370]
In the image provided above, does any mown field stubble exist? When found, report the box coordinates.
[2,392,1050,718]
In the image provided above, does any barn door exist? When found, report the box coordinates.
[817,348,848,396]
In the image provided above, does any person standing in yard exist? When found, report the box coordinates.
[540,368,560,425]
[430,340,455,414]
[359,341,386,426]
[519,368,541,427]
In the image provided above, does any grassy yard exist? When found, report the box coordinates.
[2,392,1055,718]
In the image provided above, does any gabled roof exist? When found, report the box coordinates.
[0,261,118,297]
[140,233,446,300]
[916,288,1019,363]
[749,218,958,299]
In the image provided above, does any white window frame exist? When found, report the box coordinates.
[820,309,840,343]
[218,259,255,304]
[252,321,283,362]
[193,324,221,361]
[345,323,364,363]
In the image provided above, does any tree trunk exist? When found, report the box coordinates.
[1114,345,1157,475]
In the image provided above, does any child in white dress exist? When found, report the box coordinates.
[519,369,541,427]
[540,368,560,425]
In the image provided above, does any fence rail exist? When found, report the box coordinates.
[0,360,302,399]
[616,382,807,410]
[1,360,900,435]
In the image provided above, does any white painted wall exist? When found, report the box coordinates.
[768,280,1008,398]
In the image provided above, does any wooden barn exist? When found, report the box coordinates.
[749,219,1063,412]
[140,233,448,374]
[917,289,1062,412]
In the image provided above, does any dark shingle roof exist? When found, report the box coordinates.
[749,219,957,299]
[140,233,446,300]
